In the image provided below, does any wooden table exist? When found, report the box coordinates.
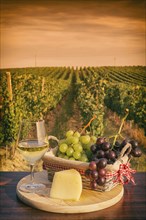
[0,172,146,220]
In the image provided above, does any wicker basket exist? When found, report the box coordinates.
[42,137,136,192]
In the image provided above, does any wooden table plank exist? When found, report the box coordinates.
[0,172,146,220]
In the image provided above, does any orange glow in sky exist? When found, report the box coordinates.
[0,0,145,68]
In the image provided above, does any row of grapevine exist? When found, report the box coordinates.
[0,72,70,146]
[104,83,146,134]
[92,66,146,86]
[76,73,106,136]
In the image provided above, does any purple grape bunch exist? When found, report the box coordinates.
[91,137,142,163]
[90,137,117,165]
[85,159,107,190]
[85,137,142,190]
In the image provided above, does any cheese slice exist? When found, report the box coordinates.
[50,169,82,201]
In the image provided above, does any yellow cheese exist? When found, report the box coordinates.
[50,169,82,201]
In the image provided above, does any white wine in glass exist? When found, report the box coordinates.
[17,120,49,193]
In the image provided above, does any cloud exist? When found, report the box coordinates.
[1,0,145,25]
[0,0,145,67]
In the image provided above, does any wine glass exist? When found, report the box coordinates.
[17,119,49,193]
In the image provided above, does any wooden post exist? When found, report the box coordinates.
[6,72,15,157]
[42,77,45,93]
[6,72,13,101]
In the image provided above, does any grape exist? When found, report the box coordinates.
[80,135,90,145]
[130,140,139,149]
[104,150,109,159]
[66,130,74,137]
[89,161,97,170]
[73,151,81,160]
[91,135,97,143]
[73,131,80,138]
[96,137,105,145]
[66,147,74,157]
[66,136,73,145]
[114,141,121,150]
[96,144,102,151]
[85,169,92,179]
[72,137,79,144]
[90,144,97,153]
[97,158,107,169]
[91,170,98,179]
[66,136,79,145]
[96,176,106,186]
[131,147,142,157]
[106,150,116,161]
[69,157,75,161]
[96,150,105,158]
[90,154,99,162]
[59,143,68,153]
[90,180,97,190]
[101,142,110,151]
[73,143,83,152]
[80,154,88,162]
[98,168,106,177]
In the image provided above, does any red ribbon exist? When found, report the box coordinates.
[113,163,136,185]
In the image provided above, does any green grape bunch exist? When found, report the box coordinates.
[57,129,96,162]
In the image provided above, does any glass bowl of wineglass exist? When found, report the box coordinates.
[17,119,49,193]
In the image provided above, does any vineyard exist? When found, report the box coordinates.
[0,66,146,171]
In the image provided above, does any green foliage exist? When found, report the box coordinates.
[0,71,70,145]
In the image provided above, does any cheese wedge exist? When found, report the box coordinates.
[50,169,82,201]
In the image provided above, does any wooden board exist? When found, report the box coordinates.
[16,171,124,214]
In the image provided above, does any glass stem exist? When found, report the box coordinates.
[30,164,35,183]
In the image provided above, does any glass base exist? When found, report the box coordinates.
[19,183,46,193]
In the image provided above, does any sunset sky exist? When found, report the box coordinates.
[0,0,145,68]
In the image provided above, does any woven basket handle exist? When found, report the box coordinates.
[118,143,132,160]
[48,135,59,143]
